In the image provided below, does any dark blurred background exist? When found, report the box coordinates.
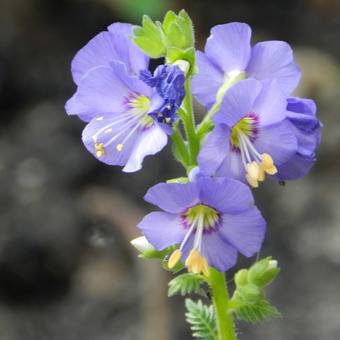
[0,0,339,339]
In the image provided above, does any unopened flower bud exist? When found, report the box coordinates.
[248,257,280,288]
[234,269,249,287]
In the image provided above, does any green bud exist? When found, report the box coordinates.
[238,283,263,303]
[133,15,166,58]
[248,257,280,288]
[235,269,249,287]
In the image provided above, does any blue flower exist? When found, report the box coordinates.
[198,79,298,187]
[192,22,301,109]
[65,23,185,172]
[138,176,266,274]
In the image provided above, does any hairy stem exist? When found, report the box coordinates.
[209,268,236,340]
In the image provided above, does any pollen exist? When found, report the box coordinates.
[94,143,105,157]
[116,143,123,152]
[185,249,209,276]
[168,249,182,269]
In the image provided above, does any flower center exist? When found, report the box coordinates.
[167,204,219,276]
[184,204,219,231]
[91,93,153,158]
[126,93,153,128]
[230,113,258,148]
[230,113,277,188]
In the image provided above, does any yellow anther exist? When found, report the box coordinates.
[261,153,274,167]
[165,117,171,124]
[185,249,210,276]
[261,153,278,175]
[105,128,112,133]
[258,166,265,182]
[92,136,97,143]
[246,174,259,188]
[116,143,123,152]
[168,249,182,269]
[94,143,105,157]
[246,161,260,181]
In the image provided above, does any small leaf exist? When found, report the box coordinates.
[168,273,205,297]
[234,300,281,324]
[133,15,166,58]
[185,299,217,340]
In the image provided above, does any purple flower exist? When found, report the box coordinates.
[198,79,298,187]
[65,23,185,172]
[274,97,322,180]
[138,176,266,274]
[192,22,301,109]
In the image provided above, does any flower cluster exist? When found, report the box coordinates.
[66,17,321,277]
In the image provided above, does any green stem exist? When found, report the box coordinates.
[197,72,246,137]
[179,80,200,169]
[209,268,236,340]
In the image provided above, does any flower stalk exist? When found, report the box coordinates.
[208,268,236,340]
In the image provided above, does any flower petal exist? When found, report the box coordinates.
[66,62,148,121]
[191,51,224,109]
[71,24,148,85]
[246,41,301,95]
[253,120,298,166]
[215,151,246,183]
[137,212,186,250]
[82,114,143,166]
[198,177,255,214]
[198,125,230,176]
[219,207,266,257]
[201,233,238,272]
[205,23,252,73]
[144,182,200,214]
[276,154,316,181]
[252,80,287,126]
[123,124,168,173]
[213,79,262,127]
[287,97,317,116]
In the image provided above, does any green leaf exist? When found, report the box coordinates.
[168,273,206,297]
[140,244,175,260]
[162,9,194,50]
[185,299,217,340]
[234,300,281,324]
[133,15,166,58]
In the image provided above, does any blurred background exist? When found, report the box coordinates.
[0,0,339,339]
